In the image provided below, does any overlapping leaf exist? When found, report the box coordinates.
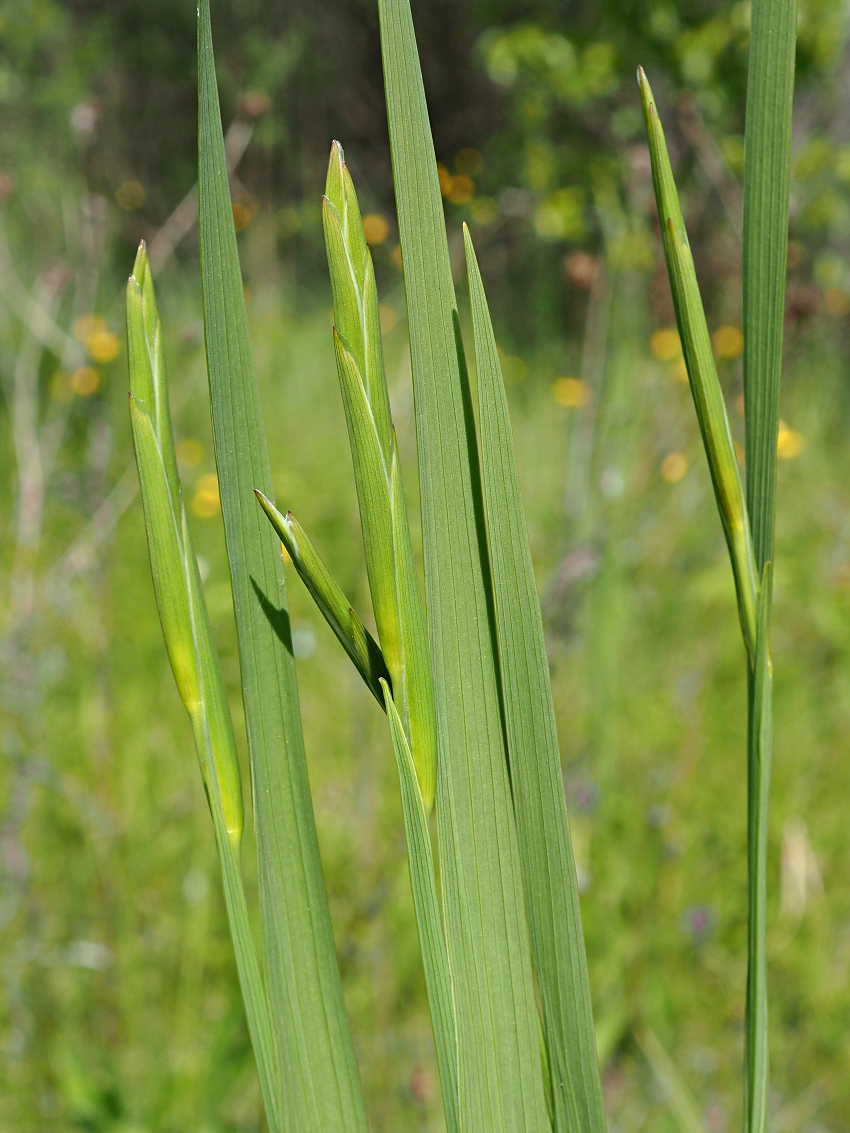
[638,68,758,660]
[377,0,550,1127]
[197,4,367,1128]
[127,244,280,1131]
[465,224,606,1133]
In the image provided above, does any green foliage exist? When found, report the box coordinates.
[640,1,797,1128]
[639,69,758,662]
[465,224,605,1133]
[4,0,850,1129]
[197,2,368,1127]
[127,243,280,1129]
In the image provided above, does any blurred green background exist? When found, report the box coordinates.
[2,0,850,1129]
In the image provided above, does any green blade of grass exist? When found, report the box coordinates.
[746,564,773,1133]
[464,225,606,1133]
[197,5,368,1128]
[639,69,759,662]
[380,680,459,1133]
[127,248,280,1131]
[378,1,550,1128]
[743,0,796,574]
[254,490,390,707]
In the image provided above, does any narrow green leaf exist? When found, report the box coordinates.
[742,12,794,1124]
[322,147,436,809]
[127,249,278,1129]
[745,563,773,1133]
[381,680,459,1133]
[743,0,796,573]
[254,490,390,706]
[639,68,759,662]
[464,225,606,1133]
[197,5,368,1128]
[378,1,550,1128]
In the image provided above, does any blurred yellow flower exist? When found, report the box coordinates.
[661,451,688,483]
[390,244,403,272]
[73,315,120,364]
[70,367,100,397]
[87,329,121,364]
[552,377,591,408]
[777,421,804,460]
[176,438,204,468]
[712,324,744,360]
[650,327,681,362]
[363,214,389,246]
[191,473,221,518]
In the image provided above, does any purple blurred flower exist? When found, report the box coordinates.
[682,904,716,943]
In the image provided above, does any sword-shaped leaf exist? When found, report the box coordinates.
[741,2,795,1123]
[197,4,368,1128]
[464,224,606,1133]
[377,0,550,1127]
[743,0,796,575]
[127,246,280,1131]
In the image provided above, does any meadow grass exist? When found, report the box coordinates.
[3,267,850,1129]
[4,0,850,1128]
